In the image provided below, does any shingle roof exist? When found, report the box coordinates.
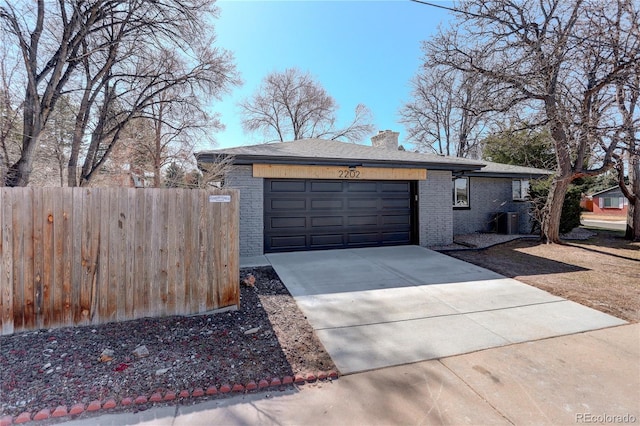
[590,186,623,197]
[468,161,553,177]
[195,138,552,176]
[197,139,484,171]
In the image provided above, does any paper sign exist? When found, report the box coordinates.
[209,195,231,203]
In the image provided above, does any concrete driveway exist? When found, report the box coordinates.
[266,246,626,374]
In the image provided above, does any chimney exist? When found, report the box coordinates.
[371,130,399,150]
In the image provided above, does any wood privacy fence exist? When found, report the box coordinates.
[0,187,239,336]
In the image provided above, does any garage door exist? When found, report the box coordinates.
[264,179,415,252]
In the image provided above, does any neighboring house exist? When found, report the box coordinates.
[196,130,551,257]
[581,186,629,216]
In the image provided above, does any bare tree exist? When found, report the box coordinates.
[240,68,374,143]
[418,0,640,242]
[124,88,222,188]
[0,0,110,186]
[400,64,491,158]
[0,35,23,184]
[614,60,640,241]
[1,0,239,187]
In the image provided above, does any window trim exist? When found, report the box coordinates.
[453,177,470,209]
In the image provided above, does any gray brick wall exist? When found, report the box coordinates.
[418,170,453,246]
[453,176,533,235]
[223,166,264,257]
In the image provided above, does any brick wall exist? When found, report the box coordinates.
[453,176,533,235]
[224,165,264,257]
[418,170,454,246]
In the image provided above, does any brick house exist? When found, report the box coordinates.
[196,131,551,257]
[581,186,629,216]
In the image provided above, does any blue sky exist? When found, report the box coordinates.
[208,0,454,149]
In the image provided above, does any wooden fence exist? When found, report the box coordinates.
[0,187,239,335]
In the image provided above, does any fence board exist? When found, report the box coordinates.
[71,189,83,324]
[158,189,169,316]
[133,191,146,318]
[52,191,64,325]
[125,189,136,320]
[32,189,44,328]
[22,189,34,329]
[0,188,238,335]
[186,191,199,313]
[166,190,178,316]
[61,188,73,325]
[11,189,24,331]
[42,190,54,327]
[1,188,14,334]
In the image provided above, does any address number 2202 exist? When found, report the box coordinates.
[338,169,361,179]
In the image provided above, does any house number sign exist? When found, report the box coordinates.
[337,169,361,179]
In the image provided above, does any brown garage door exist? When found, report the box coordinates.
[264,179,415,253]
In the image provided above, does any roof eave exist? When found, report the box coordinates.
[195,152,484,172]
[465,171,553,178]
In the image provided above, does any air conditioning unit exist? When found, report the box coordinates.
[494,212,519,235]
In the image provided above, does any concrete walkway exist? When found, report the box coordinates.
[266,246,626,374]
[60,324,640,426]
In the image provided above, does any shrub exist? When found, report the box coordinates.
[529,177,582,234]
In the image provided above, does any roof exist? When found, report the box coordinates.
[196,139,552,177]
[590,186,624,197]
[466,161,553,178]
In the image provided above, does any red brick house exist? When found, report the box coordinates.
[582,186,629,216]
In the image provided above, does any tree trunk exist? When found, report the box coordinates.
[625,155,639,241]
[5,130,40,187]
[541,173,572,243]
[153,107,163,188]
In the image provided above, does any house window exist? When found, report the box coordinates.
[512,179,530,201]
[602,197,622,209]
[453,177,469,207]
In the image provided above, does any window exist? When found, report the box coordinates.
[602,197,623,209]
[512,179,530,201]
[453,177,469,207]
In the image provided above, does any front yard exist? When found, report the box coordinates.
[447,229,639,323]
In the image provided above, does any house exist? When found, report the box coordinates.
[581,186,629,216]
[195,131,551,257]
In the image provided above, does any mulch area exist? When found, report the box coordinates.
[0,266,336,423]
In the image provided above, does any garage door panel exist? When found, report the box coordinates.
[382,231,411,243]
[310,199,343,209]
[382,214,411,225]
[269,235,307,250]
[348,215,378,226]
[271,217,305,228]
[382,182,411,192]
[270,199,306,211]
[382,198,411,209]
[264,179,414,252]
[310,234,344,247]
[310,216,343,227]
[310,181,343,192]
[348,198,378,209]
[347,181,378,192]
[347,233,381,245]
[269,180,306,192]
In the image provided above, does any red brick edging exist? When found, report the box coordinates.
[0,371,338,425]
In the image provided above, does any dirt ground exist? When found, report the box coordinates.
[447,229,639,323]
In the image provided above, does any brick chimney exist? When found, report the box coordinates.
[371,130,399,150]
